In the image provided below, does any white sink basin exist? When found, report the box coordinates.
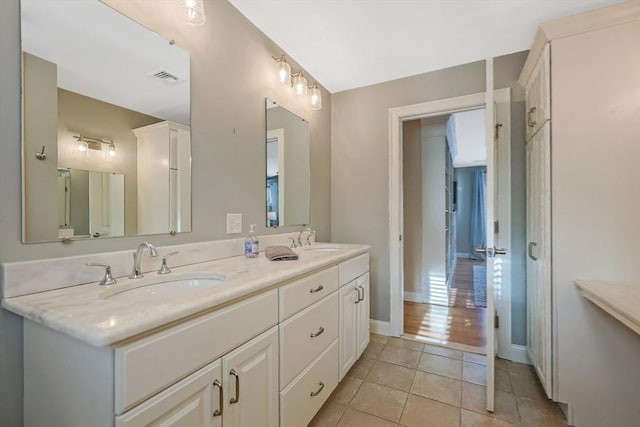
[299,244,343,252]
[100,272,226,301]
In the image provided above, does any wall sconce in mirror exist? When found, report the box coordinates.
[180,0,206,26]
[272,54,323,110]
[73,135,117,157]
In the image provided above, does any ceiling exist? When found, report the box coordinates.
[228,0,625,93]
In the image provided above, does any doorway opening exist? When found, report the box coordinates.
[401,109,488,348]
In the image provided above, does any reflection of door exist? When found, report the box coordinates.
[266,129,285,226]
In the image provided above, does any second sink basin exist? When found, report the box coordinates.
[100,272,227,301]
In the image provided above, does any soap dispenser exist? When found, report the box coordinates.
[245,224,259,258]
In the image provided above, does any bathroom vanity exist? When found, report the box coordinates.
[2,240,370,427]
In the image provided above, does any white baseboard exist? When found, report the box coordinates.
[510,344,531,364]
[370,320,391,336]
[403,291,423,303]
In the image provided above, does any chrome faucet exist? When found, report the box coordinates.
[129,242,158,279]
[298,227,315,247]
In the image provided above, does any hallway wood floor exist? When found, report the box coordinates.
[404,258,486,347]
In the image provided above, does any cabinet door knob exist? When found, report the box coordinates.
[230,369,240,404]
[213,379,223,417]
[309,284,324,294]
[310,381,325,397]
[310,326,325,338]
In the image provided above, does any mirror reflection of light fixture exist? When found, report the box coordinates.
[273,55,292,87]
[73,135,116,158]
[309,84,322,110]
[293,71,308,96]
[181,0,206,26]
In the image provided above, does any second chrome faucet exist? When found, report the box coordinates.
[129,242,158,279]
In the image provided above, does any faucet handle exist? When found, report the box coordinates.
[305,229,316,246]
[86,262,117,286]
[288,237,298,248]
[158,251,179,275]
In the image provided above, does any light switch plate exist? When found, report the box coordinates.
[226,213,242,234]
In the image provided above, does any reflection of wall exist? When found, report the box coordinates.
[22,53,59,241]
[57,88,162,236]
[266,107,310,226]
[455,166,486,256]
[69,169,89,236]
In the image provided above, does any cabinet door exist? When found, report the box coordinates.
[525,44,550,141]
[356,273,370,358]
[116,359,222,427]
[222,326,279,427]
[339,281,358,380]
[525,122,552,398]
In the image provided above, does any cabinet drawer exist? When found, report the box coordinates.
[339,253,369,286]
[280,292,339,388]
[280,340,339,427]
[279,266,339,320]
[115,289,278,414]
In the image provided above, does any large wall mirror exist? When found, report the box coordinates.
[21,0,191,242]
[265,99,310,228]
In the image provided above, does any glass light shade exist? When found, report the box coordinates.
[108,142,116,157]
[76,140,88,152]
[181,0,206,26]
[293,73,308,96]
[310,85,322,110]
[276,59,291,87]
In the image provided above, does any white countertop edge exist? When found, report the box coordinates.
[574,280,640,336]
[2,245,369,347]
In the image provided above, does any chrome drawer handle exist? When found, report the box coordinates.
[358,285,365,302]
[310,381,325,397]
[354,288,360,304]
[230,369,240,404]
[527,106,537,128]
[309,284,324,294]
[310,327,325,338]
[528,242,538,261]
[213,379,223,417]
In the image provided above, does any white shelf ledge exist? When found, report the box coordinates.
[575,280,640,336]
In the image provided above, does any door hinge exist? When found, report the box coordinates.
[494,221,499,234]
[399,234,402,241]
[494,123,503,141]
[494,314,499,329]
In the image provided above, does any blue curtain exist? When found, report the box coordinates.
[470,169,486,260]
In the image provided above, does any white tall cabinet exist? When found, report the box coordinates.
[520,3,640,426]
[133,121,191,235]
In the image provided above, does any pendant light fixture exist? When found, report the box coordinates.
[180,0,206,26]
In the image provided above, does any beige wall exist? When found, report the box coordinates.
[402,120,422,295]
[0,1,332,425]
[332,56,530,323]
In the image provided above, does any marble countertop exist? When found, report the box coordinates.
[574,280,640,335]
[2,244,369,347]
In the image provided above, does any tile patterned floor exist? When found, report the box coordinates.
[309,335,567,427]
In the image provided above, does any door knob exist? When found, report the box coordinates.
[474,247,508,257]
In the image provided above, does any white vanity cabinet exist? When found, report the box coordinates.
[338,254,370,380]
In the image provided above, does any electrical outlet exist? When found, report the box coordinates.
[226,213,242,234]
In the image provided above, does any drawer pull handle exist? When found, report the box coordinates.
[309,284,324,294]
[357,285,365,302]
[527,106,537,128]
[310,381,325,397]
[354,288,360,304]
[310,326,325,338]
[213,379,223,417]
[230,369,240,404]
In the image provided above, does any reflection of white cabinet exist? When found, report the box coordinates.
[133,121,191,235]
